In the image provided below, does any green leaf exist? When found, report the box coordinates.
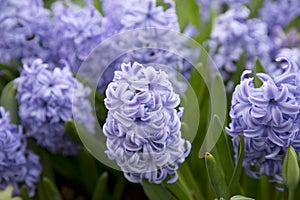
[65,119,82,144]
[20,185,31,200]
[0,63,19,79]
[92,172,109,200]
[228,135,244,193]
[285,16,300,32]
[282,146,300,190]
[78,148,99,195]
[0,81,20,124]
[42,177,63,200]
[142,181,176,200]
[253,58,265,88]
[230,195,255,200]
[249,0,264,18]
[232,51,246,90]
[165,173,194,200]
[93,0,103,14]
[199,74,227,157]
[205,152,230,199]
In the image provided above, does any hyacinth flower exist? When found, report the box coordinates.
[0,0,51,65]
[209,5,273,83]
[14,59,95,155]
[260,0,300,33]
[196,0,250,22]
[98,0,197,94]
[0,107,41,197]
[103,62,191,184]
[226,57,300,188]
[49,1,103,71]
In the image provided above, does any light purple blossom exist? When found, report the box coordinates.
[209,6,273,81]
[196,0,250,22]
[0,0,51,64]
[103,62,191,184]
[96,0,196,94]
[49,1,103,71]
[260,0,300,32]
[15,59,95,155]
[227,57,300,186]
[0,107,41,197]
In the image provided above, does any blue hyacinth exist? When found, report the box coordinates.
[97,0,197,94]
[209,6,273,82]
[260,0,300,33]
[0,0,50,64]
[15,59,95,155]
[227,57,300,187]
[196,0,250,22]
[50,1,103,71]
[0,107,41,197]
[103,62,191,184]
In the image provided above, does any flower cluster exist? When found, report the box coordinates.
[98,0,196,94]
[209,6,273,81]
[0,0,50,64]
[227,57,300,185]
[15,59,95,155]
[196,0,250,22]
[49,2,103,71]
[0,107,41,197]
[0,0,196,94]
[103,62,191,184]
[260,0,300,32]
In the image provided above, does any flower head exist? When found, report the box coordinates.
[50,2,103,71]
[103,62,191,184]
[15,59,95,155]
[260,0,300,32]
[0,107,41,197]
[227,57,300,186]
[209,6,273,83]
[0,0,50,64]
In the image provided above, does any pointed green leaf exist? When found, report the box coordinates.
[232,51,246,88]
[199,73,227,157]
[20,185,30,200]
[230,195,255,200]
[165,173,194,200]
[78,147,99,194]
[253,58,265,88]
[0,81,20,124]
[92,172,108,200]
[65,119,82,144]
[282,146,300,190]
[42,177,62,200]
[228,135,244,192]
[205,152,230,199]
[285,16,300,32]
[93,0,103,14]
[142,181,176,200]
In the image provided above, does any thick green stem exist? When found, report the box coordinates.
[289,188,295,200]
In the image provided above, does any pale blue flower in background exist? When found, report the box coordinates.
[0,0,50,64]
[0,107,41,197]
[15,59,95,155]
[260,0,300,33]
